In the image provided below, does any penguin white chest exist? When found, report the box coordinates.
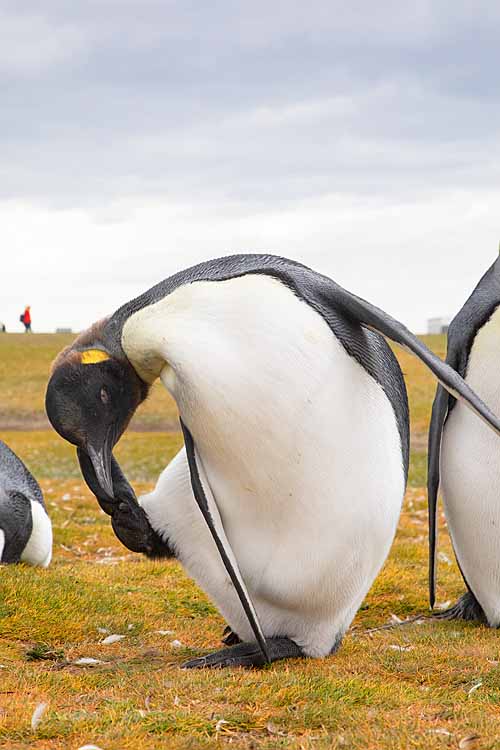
[441,305,500,624]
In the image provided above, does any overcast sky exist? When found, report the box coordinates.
[1,1,500,333]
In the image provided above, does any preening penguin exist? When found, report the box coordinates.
[0,439,52,566]
[428,254,500,625]
[45,254,500,668]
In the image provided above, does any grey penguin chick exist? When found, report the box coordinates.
[45,254,500,668]
[428,253,500,624]
[0,439,52,566]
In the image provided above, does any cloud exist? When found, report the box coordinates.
[1,1,499,332]
[0,10,90,75]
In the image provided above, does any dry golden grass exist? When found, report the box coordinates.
[1,332,499,750]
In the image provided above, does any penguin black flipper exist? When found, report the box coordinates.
[427,325,474,610]
[180,419,271,665]
[426,257,500,611]
[315,277,500,437]
[427,384,450,609]
[77,448,174,558]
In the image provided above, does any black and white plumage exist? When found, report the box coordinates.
[428,255,500,624]
[0,439,52,566]
[45,254,500,667]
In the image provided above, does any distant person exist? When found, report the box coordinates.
[21,305,32,333]
[0,322,5,332]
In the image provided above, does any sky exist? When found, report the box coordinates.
[1,1,500,333]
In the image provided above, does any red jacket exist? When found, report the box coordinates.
[23,308,31,325]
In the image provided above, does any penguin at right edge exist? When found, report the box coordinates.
[429,251,500,624]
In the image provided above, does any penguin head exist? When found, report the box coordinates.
[46,346,148,498]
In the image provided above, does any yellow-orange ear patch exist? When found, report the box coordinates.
[81,349,110,365]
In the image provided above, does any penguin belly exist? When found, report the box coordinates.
[441,307,500,626]
[126,274,407,655]
[21,501,53,568]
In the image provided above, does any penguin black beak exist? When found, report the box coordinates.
[86,435,114,499]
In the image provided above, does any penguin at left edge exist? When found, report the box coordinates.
[0,439,52,566]
[44,253,500,669]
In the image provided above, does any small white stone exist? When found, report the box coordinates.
[467,681,483,697]
[31,702,48,731]
[437,552,452,565]
[101,634,125,645]
[74,657,103,666]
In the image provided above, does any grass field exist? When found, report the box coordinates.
[1,332,498,750]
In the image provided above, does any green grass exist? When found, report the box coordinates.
[3,332,500,749]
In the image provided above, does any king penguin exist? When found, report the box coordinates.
[0,439,52,566]
[428,252,500,624]
[45,254,500,668]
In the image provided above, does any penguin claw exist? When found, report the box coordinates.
[434,591,487,623]
[182,644,267,669]
[181,637,304,669]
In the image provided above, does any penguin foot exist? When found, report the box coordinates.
[221,625,242,646]
[434,591,487,623]
[182,637,305,669]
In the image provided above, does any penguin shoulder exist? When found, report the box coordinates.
[121,301,177,384]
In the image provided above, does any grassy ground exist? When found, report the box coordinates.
[1,332,498,750]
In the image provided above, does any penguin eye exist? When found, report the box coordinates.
[100,387,110,405]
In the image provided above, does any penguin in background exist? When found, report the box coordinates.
[45,254,500,668]
[0,439,52,566]
[428,251,500,624]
